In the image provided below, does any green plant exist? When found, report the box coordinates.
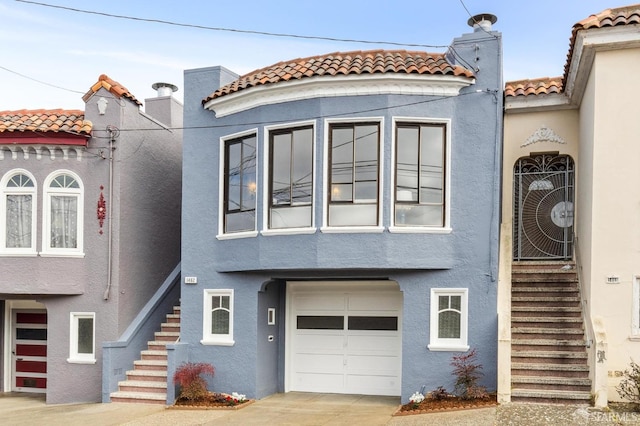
[173,362,215,401]
[616,359,640,408]
[450,348,488,400]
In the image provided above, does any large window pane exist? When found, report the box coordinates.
[395,123,445,227]
[6,194,32,248]
[50,195,77,248]
[329,123,379,226]
[224,135,256,233]
[77,317,94,354]
[269,126,313,229]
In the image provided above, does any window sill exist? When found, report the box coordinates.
[389,226,452,234]
[200,339,235,346]
[0,251,38,257]
[39,251,85,258]
[67,357,96,364]
[628,335,640,342]
[261,228,317,236]
[427,344,470,352]
[216,231,258,240]
[320,226,385,234]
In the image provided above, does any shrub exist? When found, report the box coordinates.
[450,348,488,400]
[173,362,215,401]
[616,359,640,408]
[429,386,449,401]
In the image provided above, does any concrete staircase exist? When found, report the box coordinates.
[110,306,181,404]
[511,261,591,404]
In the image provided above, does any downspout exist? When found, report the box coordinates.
[104,125,119,300]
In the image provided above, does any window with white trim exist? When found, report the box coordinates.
[428,288,469,351]
[268,126,313,229]
[68,312,95,363]
[42,171,84,256]
[202,289,234,345]
[394,122,446,227]
[223,134,257,234]
[0,170,37,254]
[327,122,380,226]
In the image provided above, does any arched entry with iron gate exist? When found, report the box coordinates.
[513,153,574,260]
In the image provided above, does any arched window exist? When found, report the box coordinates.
[1,170,37,254]
[42,170,84,256]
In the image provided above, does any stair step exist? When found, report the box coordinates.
[512,350,587,359]
[512,317,583,323]
[512,376,591,386]
[126,369,168,382]
[512,296,580,302]
[133,359,168,371]
[140,350,168,361]
[512,327,585,334]
[512,363,589,372]
[117,380,167,393]
[511,389,591,401]
[110,391,167,404]
[512,306,582,313]
[512,339,586,346]
[512,286,579,292]
[153,331,180,342]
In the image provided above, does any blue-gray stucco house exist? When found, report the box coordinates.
[178,15,502,403]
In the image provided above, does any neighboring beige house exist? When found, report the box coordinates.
[499,4,640,407]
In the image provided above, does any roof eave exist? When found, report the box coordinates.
[504,93,572,114]
[204,73,475,118]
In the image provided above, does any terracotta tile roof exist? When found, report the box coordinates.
[83,74,142,106]
[0,109,92,135]
[506,4,640,98]
[204,49,474,104]
[504,77,563,97]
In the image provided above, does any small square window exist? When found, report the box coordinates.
[202,289,235,346]
[428,288,469,352]
[68,312,95,364]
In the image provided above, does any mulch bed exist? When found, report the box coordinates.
[168,392,254,410]
[394,394,498,416]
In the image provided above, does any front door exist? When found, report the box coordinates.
[12,309,47,393]
[513,153,575,260]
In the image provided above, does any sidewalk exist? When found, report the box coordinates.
[2,392,640,425]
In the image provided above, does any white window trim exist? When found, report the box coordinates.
[0,169,38,256]
[632,276,640,337]
[262,120,317,234]
[322,117,385,231]
[201,289,235,346]
[41,170,84,257]
[428,288,469,352]
[389,117,452,233]
[217,129,259,239]
[68,312,96,364]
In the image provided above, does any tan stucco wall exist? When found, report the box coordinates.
[582,48,640,401]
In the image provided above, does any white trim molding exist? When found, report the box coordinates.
[205,74,474,117]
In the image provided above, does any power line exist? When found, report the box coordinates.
[0,65,84,94]
[16,0,449,49]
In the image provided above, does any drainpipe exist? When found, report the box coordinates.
[104,125,119,300]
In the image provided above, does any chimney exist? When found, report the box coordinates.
[145,82,183,128]
[467,13,497,32]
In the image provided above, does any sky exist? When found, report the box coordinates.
[0,0,626,111]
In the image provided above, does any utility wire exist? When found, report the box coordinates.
[0,65,84,94]
[16,0,449,49]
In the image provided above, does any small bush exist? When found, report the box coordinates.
[616,359,640,408]
[429,386,449,400]
[450,348,488,400]
[173,362,215,401]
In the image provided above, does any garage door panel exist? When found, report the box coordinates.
[295,334,344,352]
[294,373,344,392]
[294,294,345,310]
[346,334,399,353]
[295,353,344,374]
[347,355,400,374]
[348,293,402,311]
[346,374,400,396]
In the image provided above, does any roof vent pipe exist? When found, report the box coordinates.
[152,82,178,97]
[467,13,497,32]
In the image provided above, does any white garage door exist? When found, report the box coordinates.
[287,281,402,396]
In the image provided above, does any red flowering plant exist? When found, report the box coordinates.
[173,362,215,402]
[225,392,247,406]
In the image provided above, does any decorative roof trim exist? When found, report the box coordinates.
[205,74,474,117]
[0,145,84,161]
[82,74,142,106]
[521,125,566,147]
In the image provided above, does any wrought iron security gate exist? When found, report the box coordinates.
[513,154,574,260]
